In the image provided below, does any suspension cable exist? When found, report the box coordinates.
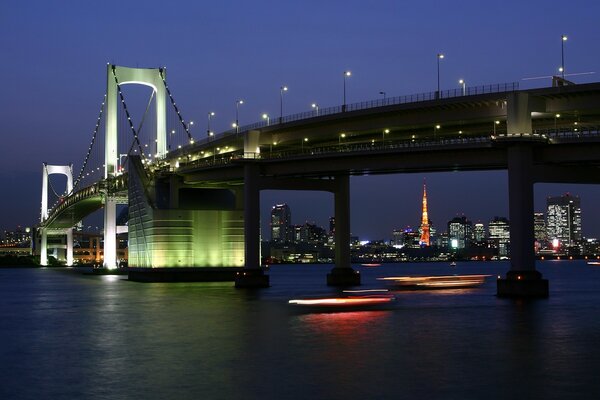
[72,94,107,191]
[159,68,193,143]
[111,65,147,162]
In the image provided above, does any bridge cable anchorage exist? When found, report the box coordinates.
[71,93,107,192]
[159,68,194,143]
[111,66,147,165]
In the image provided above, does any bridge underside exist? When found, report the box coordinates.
[43,196,104,229]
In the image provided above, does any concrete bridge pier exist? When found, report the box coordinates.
[40,228,48,266]
[327,174,360,286]
[497,92,548,297]
[235,163,269,288]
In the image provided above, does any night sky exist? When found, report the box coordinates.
[1,0,600,240]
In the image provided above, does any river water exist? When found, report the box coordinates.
[1,261,599,399]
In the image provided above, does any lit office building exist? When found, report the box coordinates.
[448,216,473,249]
[546,194,582,247]
[488,217,510,256]
[271,203,292,243]
[473,223,486,243]
[533,212,546,245]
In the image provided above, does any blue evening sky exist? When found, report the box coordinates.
[1,0,599,239]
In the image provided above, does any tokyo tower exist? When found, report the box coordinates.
[419,181,430,246]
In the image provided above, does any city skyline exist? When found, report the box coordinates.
[261,181,595,243]
[2,1,600,238]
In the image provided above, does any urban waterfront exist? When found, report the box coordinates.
[1,261,599,399]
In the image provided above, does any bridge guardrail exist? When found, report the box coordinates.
[190,82,519,145]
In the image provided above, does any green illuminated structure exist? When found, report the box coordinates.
[128,156,245,268]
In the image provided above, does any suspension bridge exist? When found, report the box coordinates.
[38,65,600,295]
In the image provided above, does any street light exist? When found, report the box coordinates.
[382,128,390,142]
[459,79,466,96]
[343,71,351,111]
[280,85,288,123]
[235,100,244,133]
[560,35,568,79]
[379,91,386,103]
[339,132,346,146]
[493,120,500,135]
[207,112,215,139]
[555,114,561,132]
[437,53,444,98]
[311,103,319,116]
[262,113,270,126]
[302,137,308,151]
[187,121,194,144]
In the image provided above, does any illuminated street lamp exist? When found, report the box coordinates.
[560,35,568,79]
[280,85,288,123]
[493,120,500,135]
[555,113,561,132]
[339,132,346,145]
[187,121,194,144]
[437,53,444,98]
[301,137,308,151]
[382,128,390,142]
[343,71,351,111]
[459,79,466,96]
[235,100,244,133]
[311,103,319,116]
[207,112,215,139]
[262,113,270,126]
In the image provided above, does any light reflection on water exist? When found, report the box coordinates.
[0,261,599,399]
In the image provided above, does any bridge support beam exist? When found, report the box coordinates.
[328,174,360,286]
[498,144,548,297]
[103,198,118,269]
[66,228,73,266]
[40,228,48,266]
[235,163,269,288]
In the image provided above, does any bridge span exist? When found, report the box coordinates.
[39,65,600,297]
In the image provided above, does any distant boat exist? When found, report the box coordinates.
[361,263,382,267]
[378,274,490,290]
[587,261,600,266]
[450,261,457,267]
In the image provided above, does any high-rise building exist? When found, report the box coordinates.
[488,216,510,256]
[419,181,430,246]
[474,223,485,243]
[546,194,582,247]
[533,212,546,244]
[271,203,292,243]
[448,216,473,249]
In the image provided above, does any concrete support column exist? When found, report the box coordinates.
[40,228,48,266]
[328,174,360,286]
[507,145,535,271]
[243,164,260,269]
[498,144,548,297]
[244,130,261,159]
[235,163,269,288]
[103,197,118,269]
[66,228,73,266]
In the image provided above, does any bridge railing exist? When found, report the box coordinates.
[211,82,519,138]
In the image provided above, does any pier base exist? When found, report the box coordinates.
[497,270,549,298]
[234,269,270,288]
[327,267,361,286]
